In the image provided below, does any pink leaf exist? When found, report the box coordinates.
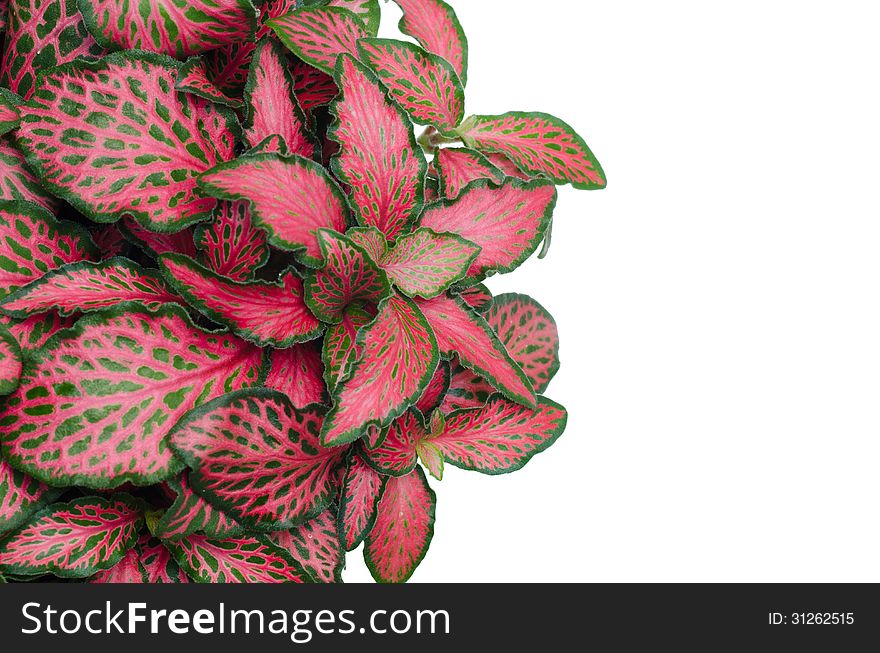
[0,496,142,577]
[0,258,180,317]
[338,454,385,551]
[165,533,311,583]
[199,152,350,266]
[121,217,199,259]
[364,466,435,583]
[176,57,244,109]
[79,0,259,59]
[435,147,504,200]
[0,305,264,487]
[265,341,328,409]
[0,139,61,212]
[414,359,450,414]
[358,38,465,134]
[458,112,606,190]
[269,6,368,75]
[428,395,568,474]
[153,473,241,541]
[364,409,423,477]
[194,201,269,282]
[160,253,323,348]
[419,178,557,279]
[244,38,315,157]
[304,229,391,323]
[418,294,536,407]
[0,459,55,534]
[486,293,560,394]
[329,55,428,241]
[390,0,468,84]
[270,509,343,583]
[321,294,439,446]
[322,305,374,393]
[16,52,238,231]
[170,390,346,529]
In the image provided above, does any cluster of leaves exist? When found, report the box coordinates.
[0,0,604,584]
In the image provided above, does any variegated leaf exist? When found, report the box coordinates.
[176,57,245,109]
[427,395,568,474]
[0,258,179,317]
[364,466,435,583]
[153,473,241,541]
[358,38,464,135]
[418,294,535,407]
[0,305,264,487]
[194,201,269,282]
[199,153,350,266]
[329,55,428,241]
[165,533,311,583]
[486,293,560,394]
[0,200,98,299]
[322,304,373,393]
[170,390,346,529]
[305,229,391,323]
[321,294,439,446]
[419,178,557,280]
[270,508,342,583]
[79,0,259,59]
[160,254,323,348]
[0,496,142,578]
[391,0,468,84]
[0,0,105,99]
[269,6,368,75]
[244,38,315,157]
[364,409,423,477]
[435,147,504,200]
[0,139,61,212]
[265,341,328,408]
[458,112,606,190]
[0,459,57,534]
[17,52,238,231]
[338,453,385,551]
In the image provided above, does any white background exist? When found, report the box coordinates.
[346,0,880,582]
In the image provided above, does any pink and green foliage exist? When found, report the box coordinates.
[16,52,237,231]
[269,6,370,75]
[304,229,390,323]
[164,533,311,583]
[415,360,450,414]
[153,473,241,541]
[420,178,557,280]
[364,466,435,583]
[270,508,343,582]
[338,453,385,551]
[0,459,55,533]
[199,153,350,266]
[78,0,259,59]
[195,201,269,282]
[364,409,423,477]
[0,0,105,99]
[458,113,607,190]
[0,201,98,298]
[176,57,244,109]
[160,253,322,348]
[243,39,314,157]
[0,140,61,212]
[121,217,199,260]
[0,0,603,583]
[377,228,480,299]
[0,325,21,394]
[329,55,428,241]
[435,147,504,200]
[0,89,21,136]
[391,0,468,85]
[418,293,536,407]
[486,293,560,394]
[0,258,179,317]
[358,38,465,135]
[0,306,264,488]
[291,59,338,117]
[265,342,327,408]
[0,496,142,577]
[427,395,568,475]
[170,390,345,529]
[139,536,190,583]
[321,294,439,446]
